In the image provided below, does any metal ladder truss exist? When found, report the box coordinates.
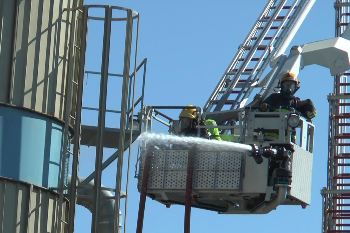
[324,1,350,232]
[203,0,314,116]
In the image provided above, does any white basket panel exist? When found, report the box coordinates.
[164,171,186,189]
[216,152,242,170]
[216,171,241,189]
[194,152,217,170]
[164,150,188,170]
[140,148,245,191]
[148,170,164,189]
[193,171,216,189]
[151,153,165,169]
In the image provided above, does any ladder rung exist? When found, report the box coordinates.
[335,143,350,146]
[338,103,350,107]
[223,78,249,85]
[238,57,261,62]
[337,184,350,187]
[335,153,350,159]
[332,196,350,199]
[339,83,350,86]
[227,69,254,75]
[243,45,268,50]
[332,214,350,217]
[219,89,243,94]
[327,230,350,233]
[334,173,350,179]
[270,5,292,10]
[337,123,350,126]
[336,224,350,227]
[328,209,350,213]
[335,133,350,139]
[60,219,68,225]
[73,44,81,51]
[257,26,282,30]
[337,163,350,166]
[251,36,274,41]
[210,100,236,105]
[336,203,350,206]
[338,22,349,27]
[231,68,254,72]
[334,113,350,119]
[261,16,286,22]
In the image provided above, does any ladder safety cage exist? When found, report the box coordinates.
[60,5,147,233]
[203,0,315,117]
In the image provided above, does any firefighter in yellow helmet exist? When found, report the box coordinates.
[260,72,317,120]
[178,106,199,136]
[178,106,222,140]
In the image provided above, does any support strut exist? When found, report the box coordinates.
[136,148,152,233]
[184,146,196,233]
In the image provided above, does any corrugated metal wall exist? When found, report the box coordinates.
[0,177,68,233]
[0,0,76,121]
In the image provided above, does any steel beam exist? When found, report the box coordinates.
[114,9,133,232]
[92,6,112,233]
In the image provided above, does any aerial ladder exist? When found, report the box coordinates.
[203,0,315,123]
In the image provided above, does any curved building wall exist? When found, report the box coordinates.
[0,0,82,187]
[0,176,68,233]
[0,0,77,120]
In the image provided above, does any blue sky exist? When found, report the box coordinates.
[76,1,335,232]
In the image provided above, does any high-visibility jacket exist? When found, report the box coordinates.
[204,119,222,141]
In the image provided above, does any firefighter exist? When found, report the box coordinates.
[260,72,317,120]
[178,106,199,137]
[178,106,222,140]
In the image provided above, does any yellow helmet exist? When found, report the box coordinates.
[281,72,300,88]
[179,105,198,119]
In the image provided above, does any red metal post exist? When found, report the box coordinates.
[184,146,196,233]
[136,149,152,233]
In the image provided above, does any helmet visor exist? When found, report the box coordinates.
[281,80,296,96]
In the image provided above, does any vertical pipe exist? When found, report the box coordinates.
[135,149,152,233]
[140,59,147,112]
[114,9,133,233]
[92,6,112,233]
[68,8,88,233]
[184,146,195,233]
